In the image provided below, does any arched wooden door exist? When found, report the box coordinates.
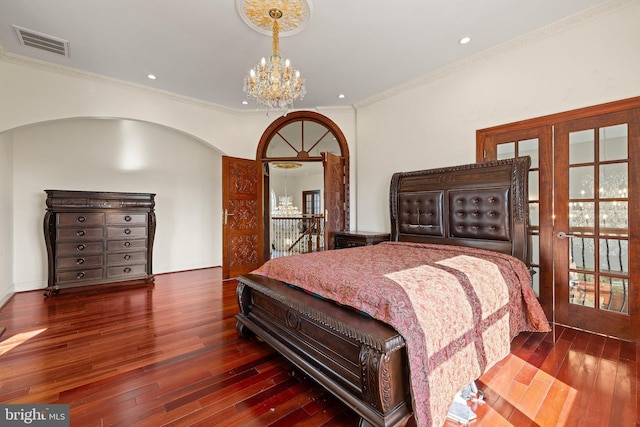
[222,111,350,278]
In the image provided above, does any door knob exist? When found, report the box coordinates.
[556,231,579,239]
[224,209,235,225]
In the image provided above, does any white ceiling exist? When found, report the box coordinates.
[0,0,609,111]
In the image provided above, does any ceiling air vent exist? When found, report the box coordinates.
[13,25,69,57]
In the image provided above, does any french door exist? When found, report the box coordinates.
[478,98,640,341]
[482,127,553,319]
[553,110,639,340]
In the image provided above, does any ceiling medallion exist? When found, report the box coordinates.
[236,0,313,36]
[238,0,313,112]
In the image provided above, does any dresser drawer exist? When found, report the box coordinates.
[107,264,147,279]
[56,227,104,241]
[107,239,147,251]
[106,213,147,225]
[107,251,147,265]
[57,241,104,255]
[56,254,103,269]
[57,213,104,226]
[56,268,103,284]
[107,226,147,239]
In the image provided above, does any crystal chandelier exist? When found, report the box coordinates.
[243,6,307,111]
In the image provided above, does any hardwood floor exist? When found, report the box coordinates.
[0,268,637,426]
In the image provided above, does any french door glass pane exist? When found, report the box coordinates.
[599,238,628,274]
[497,142,515,160]
[569,166,594,199]
[569,273,596,308]
[529,170,539,200]
[532,266,540,296]
[599,201,628,235]
[599,163,628,198]
[569,201,594,232]
[599,124,628,161]
[529,202,539,227]
[519,138,539,167]
[531,235,540,264]
[600,276,628,314]
[569,129,594,164]
[569,236,595,271]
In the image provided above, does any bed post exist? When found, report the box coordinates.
[509,156,531,267]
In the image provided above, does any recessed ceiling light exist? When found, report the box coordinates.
[147,74,157,80]
[459,37,471,45]
[242,100,248,105]
[338,94,345,99]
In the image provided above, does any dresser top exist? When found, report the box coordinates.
[45,190,155,209]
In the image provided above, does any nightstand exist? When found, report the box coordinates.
[334,230,390,249]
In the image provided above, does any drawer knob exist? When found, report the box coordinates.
[76,272,85,279]
[124,267,132,273]
[124,228,131,235]
[76,230,85,237]
[77,216,86,223]
[76,258,85,265]
[124,241,131,247]
[77,244,86,251]
[124,254,131,260]
[124,215,132,222]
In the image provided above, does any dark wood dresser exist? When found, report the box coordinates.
[43,190,156,297]
[334,230,390,249]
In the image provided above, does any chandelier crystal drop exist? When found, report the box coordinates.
[243,8,306,111]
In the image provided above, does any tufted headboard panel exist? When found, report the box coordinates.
[389,157,531,264]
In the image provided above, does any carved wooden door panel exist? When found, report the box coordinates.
[222,156,263,279]
[323,152,345,250]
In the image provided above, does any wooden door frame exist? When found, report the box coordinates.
[255,111,350,258]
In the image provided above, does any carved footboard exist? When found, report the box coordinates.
[235,274,412,427]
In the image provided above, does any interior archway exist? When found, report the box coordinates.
[255,111,350,258]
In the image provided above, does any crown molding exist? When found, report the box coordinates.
[353,0,633,110]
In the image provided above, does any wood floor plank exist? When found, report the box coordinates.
[1,268,638,426]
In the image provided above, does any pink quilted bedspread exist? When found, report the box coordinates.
[252,241,550,427]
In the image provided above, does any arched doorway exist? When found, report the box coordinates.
[221,111,350,278]
[256,111,350,259]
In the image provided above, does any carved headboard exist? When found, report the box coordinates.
[389,157,531,265]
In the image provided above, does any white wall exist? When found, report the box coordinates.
[11,118,221,290]
[0,131,13,306]
[355,0,640,232]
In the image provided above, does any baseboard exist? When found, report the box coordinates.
[0,283,15,310]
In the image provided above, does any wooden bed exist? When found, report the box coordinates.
[235,157,549,426]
